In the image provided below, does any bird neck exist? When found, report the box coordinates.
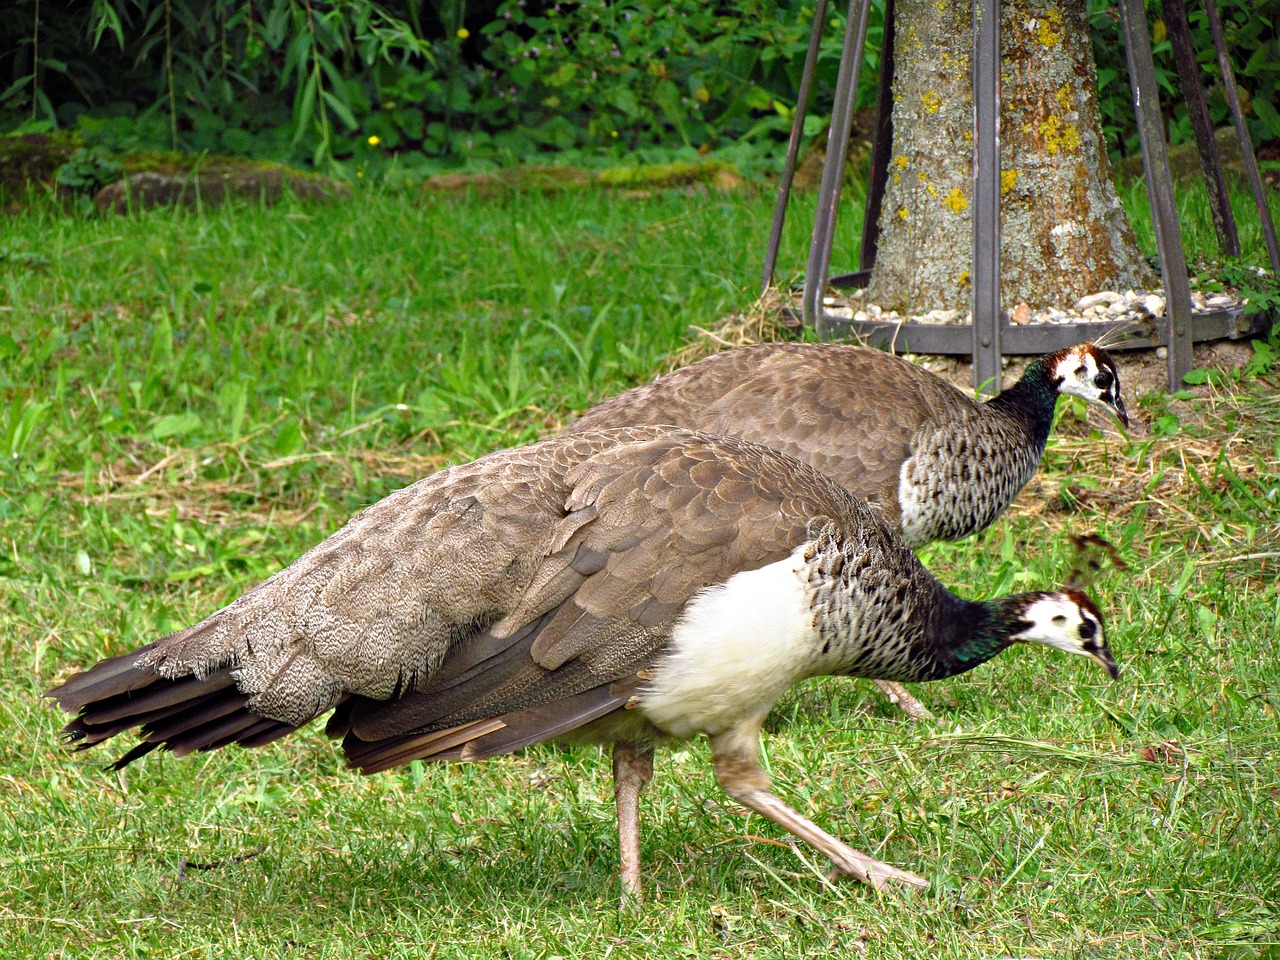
[985,355,1061,449]
[911,593,1036,681]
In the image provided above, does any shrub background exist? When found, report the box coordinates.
[1,0,1276,175]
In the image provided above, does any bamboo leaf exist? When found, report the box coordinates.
[293,73,318,142]
[321,90,358,130]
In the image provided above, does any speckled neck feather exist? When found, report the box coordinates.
[802,522,1042,685]
[984,354,1062,451]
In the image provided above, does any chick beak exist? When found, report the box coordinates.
[1111,394,1129,429]
[1089,642,1120,679]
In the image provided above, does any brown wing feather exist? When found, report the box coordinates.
[567,343,981,525]
[48,426,861,775]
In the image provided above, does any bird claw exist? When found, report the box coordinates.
[874,681,934,721]
[826,859,930,893]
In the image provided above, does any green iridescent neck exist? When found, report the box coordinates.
[987,354,1062,446]
[921,594,1038,681]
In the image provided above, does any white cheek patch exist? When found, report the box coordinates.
[1011,595,1083,647]
[1055,351,1102,403]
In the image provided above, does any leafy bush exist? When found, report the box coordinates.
[475,1,832,153]
[1,0,433,169]
[1089,0,1280,157]
[0,0,1273,176]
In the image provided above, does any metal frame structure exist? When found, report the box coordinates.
[762,0,1280,392]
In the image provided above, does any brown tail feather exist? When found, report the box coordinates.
[206,718,291,753]
[346,719,509,775]
[134,688,250,744]
[460,683,629,761]
[65,675,237,745]
[44,644,160,711]
[169,710,287,758]
[110,740,163,770]
[76,671,227,724]
[46,646,306,768]
[237,722,300,749]
[343,678,636,775]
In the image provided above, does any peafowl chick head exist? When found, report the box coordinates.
[1051,343,1128,428]
[1008,589,1119,678]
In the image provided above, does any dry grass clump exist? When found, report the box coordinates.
[54,441,452,528]
[666,286,800,370]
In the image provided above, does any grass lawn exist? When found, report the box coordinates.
[1,179,1278,959]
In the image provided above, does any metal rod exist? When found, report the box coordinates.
[1203,0,1280,279]
[1161,0,1239,258]
[1118,0,1194,388]
[761,0,830,294]
[805,0,875,338]
[970,0,1001,394]
[859,0,895,273]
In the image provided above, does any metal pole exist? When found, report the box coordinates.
[1203,0,1280,279]
[859,0,895,273]
[1161,0,1239,258]
[805,0,875,338]
[762,0,830,294]
[971,0,1001,394]
[1118,0,1195,388]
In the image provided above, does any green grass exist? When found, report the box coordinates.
[2,179,1279,959]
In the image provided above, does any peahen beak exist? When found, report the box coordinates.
[1088,641,1120,679]
[1111,394,1129,429]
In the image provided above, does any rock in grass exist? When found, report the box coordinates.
[94,166,349,213]
[423,160,744,196]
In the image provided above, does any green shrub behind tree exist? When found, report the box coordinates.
[1,0,1275,177]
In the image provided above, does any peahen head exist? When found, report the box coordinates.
[1048,343,1128,428]
[1002,589,1118,678]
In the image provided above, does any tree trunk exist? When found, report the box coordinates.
[865,0,1157,313]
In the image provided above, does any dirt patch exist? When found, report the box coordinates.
[911,337,1259,403]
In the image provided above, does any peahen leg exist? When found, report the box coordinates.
[612,741,654,900]
[709,726,928,892]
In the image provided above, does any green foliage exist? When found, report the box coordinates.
[471,0,854,156]
[1,0,433,171]
[53,146,122,193]
[1089,0,1280,157]
[0,0,875,174]
[0,0,1276,176]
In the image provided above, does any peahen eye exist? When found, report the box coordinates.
[1094,371,1113,390]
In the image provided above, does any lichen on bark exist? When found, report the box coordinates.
[865,0,1157,313]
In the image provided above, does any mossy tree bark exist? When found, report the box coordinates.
[865,0,1157,313]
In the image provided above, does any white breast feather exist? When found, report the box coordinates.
[640,548,818,739]
[897,455,929,546]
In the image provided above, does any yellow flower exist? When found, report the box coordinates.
[367,135,380,146]
[456,27,470,39]
[610,130,619,138]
